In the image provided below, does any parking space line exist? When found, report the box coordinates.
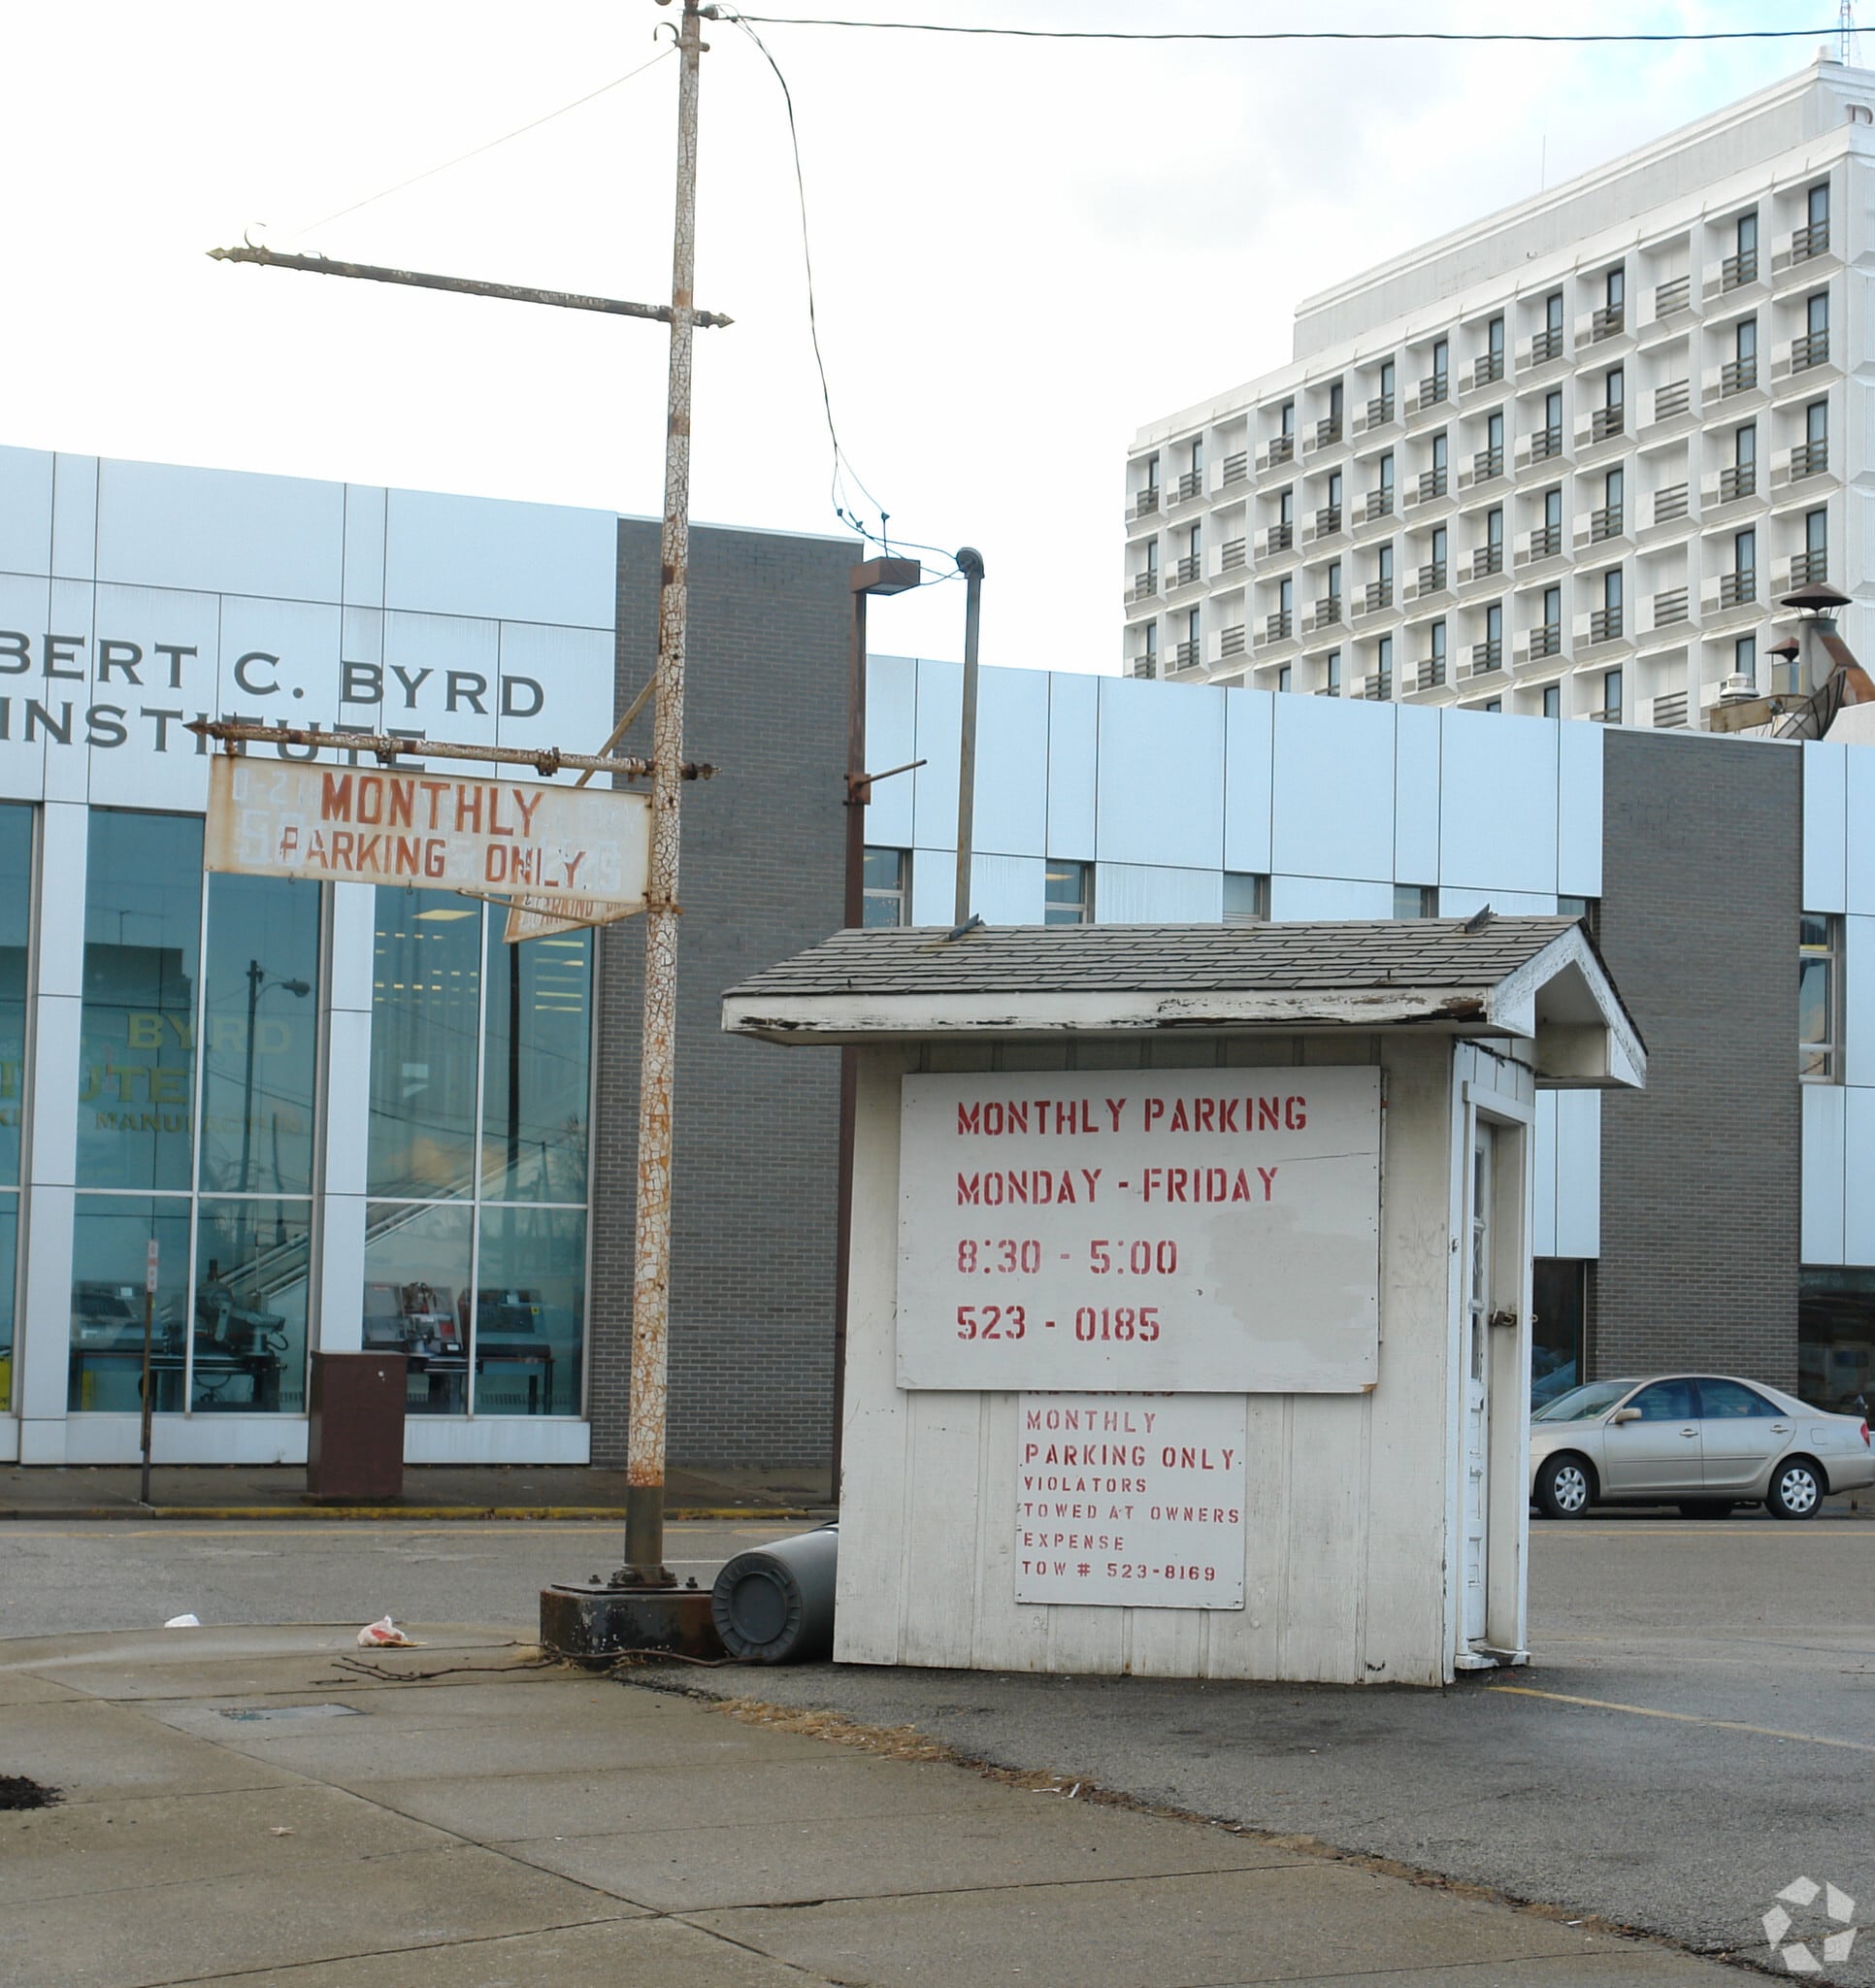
[1490,1683,1875,1755]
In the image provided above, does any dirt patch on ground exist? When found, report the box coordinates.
[0,1775,60,1810]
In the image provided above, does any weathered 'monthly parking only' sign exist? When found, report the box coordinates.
[205,757,651,910]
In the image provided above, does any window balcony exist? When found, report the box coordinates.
[1652,275,1692,320]
[1588,304,1626,343]
[1715,569,1757,610]
[1361,578,1394,614]
[1175,469,1204,503]
[1304,503,1344,545]
[1221,450,1250,486]
[1526,325,1565,367]
[1362,488,1396,523]
[1784,548,1830,590]
[1525,624,1563,663]
[1467,638,1503,677]
[1258,433,1296,471]
[1782,329,1830,377]
[1461,445,1503,488]
[1589,705,1623,723]
[1415,467,1449,504]
[1586,404,1626,445]
[1585,605,1624,644]
[1776,439,1829,485]
[1705,356,1759,405]
[1222,536,1249,571]
[1263,610,1294,644]
[1652,379,1692,424]
[1778,217,1831,271]
[1309,595,1343,632]
[1312,415,1343,450]
[1472,350,1504,388]
[1256,526,1286,559]
[1132,654,1158,680]
[1131,572,1159,602]
[1416,657,1448,692]
[1413,373,1449,415]
[1652,689,1689,730]
[1584,504,1624,545]
[1356,392,1397,434]
[1519,521,1563,567]
[1134,486,1160,518]
[1219,624,1247,659]
[1172,554,1202,587]
[1708,463,1757,506]
[1651,483,1690,526]
[1526,423,1565,466]
[1359,671,1393,701]
[1705,249,1759,299]
[1416,559,1448,595]
[1650,586,1689,628]
[1172,639,1201,671]
[1461,544,1503,583]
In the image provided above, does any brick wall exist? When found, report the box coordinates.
[588,520,857,1467]
[1596,728,1800,1386]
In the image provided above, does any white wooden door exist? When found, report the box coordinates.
[1462,1130,1493,1643]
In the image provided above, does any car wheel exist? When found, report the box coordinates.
[1535,1453,1593,1519]
[1767,1458,1825,1521]
[1677,1500,1734,1519]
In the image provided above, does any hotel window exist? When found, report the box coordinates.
[1808,290,1829,339]
[1733,635,1757,686]
[1735,317,1758,370]
[362,888,592,1418]
[1394,883,1438,919]
[1807,399,1828,448]
[1487,315,1505,367]
[1806,507,1828,578]
[1140,621,1158,675]
[1222,873,1270,926]
[1737,211,1758,263]
[1486,409,1504,456]
[1377,633,1394,685]
[1542,585,1562,637]
[1280,399,1295,437]
[1605,365,1625,412]
[1809,182,1830,230]
[1542,683,1562,719]
[1544,388,1562,438]
[1378,358,1396,405]
[1277,663,1293,693]
[1602,666,1624,722]
[1735,526,1757,591]
[1801,913,1839,1080]
[1485,601,1503,652]
[1486,507,1503,557]
[1278,486,1294,527]
[1325,649,1341,694]
[0,807,27,1412]
[1327,468,1343,511]
[1484,699,1502,713]
[862,847,909,927]
[69,812,322,1418]
[1044,861,1091,927]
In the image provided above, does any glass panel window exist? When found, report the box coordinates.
[1544,487,1562,529]
[1801,911,1838,1079]
[1544,389,1562,428]
[1734,636,1757,684]
[1808,291,1828,336]
[1605,366,1625,409]
[1222,873,1269,925]
[1393,883,1437,919]
[862,847,908,928]
[1542,684,1561,719]
[364,1201,474,1416]
[192,1199,311,1413]
[1808,399,1828,446]
[1807,507,1828,558]
[1325,650,1341,692]
[1530,1259,1585,1406]
[78,811,203,1192]
[1545,291,1562,333]
[1801,1267,1875,1414]
[1044,861,1090,926]
[1809,182,1830,228]
[1486,603,1502,643]
[0,805,27,1407]
[1487,411,1503,450]
[1542,586,1562,628]
[1734,424,1755,469]
[1603,569,1623,613]
[69,1196,192,1412]
[197,874,318,1198]
[1487,508,1503,549]
[1735,528,1756,578]
[1736,213,1757,259]
[1276,664,1292,693]
[472,1206,585,1417]
[1605,265,1625,312]
[481,919,591,1204]
[1736,318,1757,363]
[368,889,483,1201]
[1488,315,1504,357]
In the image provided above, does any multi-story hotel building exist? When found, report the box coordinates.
[1124,56,1865,727]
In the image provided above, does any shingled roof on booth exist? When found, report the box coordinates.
[721,918,1644,1091]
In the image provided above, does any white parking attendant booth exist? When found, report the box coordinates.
[724,919,1645,1686]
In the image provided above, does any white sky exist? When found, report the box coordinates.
[4,3,1823,675]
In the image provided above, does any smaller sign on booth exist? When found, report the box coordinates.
[1015,1394,1247,1609]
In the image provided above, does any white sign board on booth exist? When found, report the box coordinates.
[205,757,650,911]
[897,1068,1380,1393]
[1016,1393,1247,1609]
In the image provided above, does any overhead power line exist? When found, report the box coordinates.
[726,16,1842,45]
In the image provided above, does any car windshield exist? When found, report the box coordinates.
[1534,1379,1634,1422]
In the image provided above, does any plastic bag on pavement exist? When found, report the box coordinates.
[164,1612,201,1629]
[356,1615,413,1647]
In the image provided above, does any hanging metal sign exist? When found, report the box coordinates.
[897,1067,1381,1394]
[498,891,644,944]
[204,758,650,911]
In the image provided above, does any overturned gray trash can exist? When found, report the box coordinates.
[711,1524,839,1663]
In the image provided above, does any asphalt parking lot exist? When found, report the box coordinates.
[5,1508,1874,1980]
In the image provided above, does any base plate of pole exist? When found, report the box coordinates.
[540,1582,724,1663]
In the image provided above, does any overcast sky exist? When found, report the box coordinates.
[5,3,1823,679]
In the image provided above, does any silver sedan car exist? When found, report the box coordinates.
[1530,1374,1875,1520]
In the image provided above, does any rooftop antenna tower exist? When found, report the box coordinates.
[1843,0,1861,65]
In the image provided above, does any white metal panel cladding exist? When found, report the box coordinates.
[1438,711,1559,895]
[897,1067,1381,1393]
[1803,740,1849,913]
[1270,695,1395,882]
[862,654,918,846]
[0,446,54,578]
[1015,1393,1247,1609]
[1394,703,1440,886]
[1095,676,1226,871]
[96,459,346,603]
[972,668,1049,858]
[1045,670,1099,863]
[1221,687,1273,876]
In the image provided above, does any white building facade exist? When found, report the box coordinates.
[1125,57,1868,729]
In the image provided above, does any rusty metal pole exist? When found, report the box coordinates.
[620,0,705,1588]
[953,547,985,926]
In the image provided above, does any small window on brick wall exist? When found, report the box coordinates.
[863,847,909,927]
[1801,911,1839,1080]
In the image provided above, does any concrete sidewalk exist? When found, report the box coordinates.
[0,1623,1748,1988]
[0,1461,834,1522]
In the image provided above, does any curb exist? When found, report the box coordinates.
[0,1505,829,1524]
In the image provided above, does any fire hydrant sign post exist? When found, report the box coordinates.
[896,1068,1381,1394]
[203,759,651,914]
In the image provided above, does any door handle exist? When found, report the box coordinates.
[1681,1426,1698,1437]
[1771,1422,1792,1433]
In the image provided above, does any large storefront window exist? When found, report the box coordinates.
[1799,1269,1875,1415]
[69,812,318,1414]
[0,805,27,1409]
[1531,1259,1588,1408]
[367,888,591,1417]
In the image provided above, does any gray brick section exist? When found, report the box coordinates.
[1595,728,1800,1388]
[588,519,856,1469]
